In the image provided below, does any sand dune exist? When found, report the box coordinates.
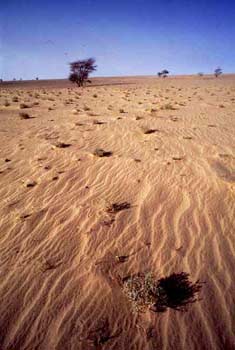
[0,75,235,349]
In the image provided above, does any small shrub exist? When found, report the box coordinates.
[123,272,202,312]
[93,148,112,157]
[106,202,131,213]
[20,103,30,109]
[160,103,176,110]
[19,112,31,119]
[55,142,71,148]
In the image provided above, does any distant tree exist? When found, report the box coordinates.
[158,69,169,78]
[214,67,222,77]
[13,78,16,81]
[161,69,169,77]
[0,79,3,83]
[69,57,97,87]
[198,72,204,76]
[36,77,39,80]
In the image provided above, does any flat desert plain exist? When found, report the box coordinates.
[0,75,235,350]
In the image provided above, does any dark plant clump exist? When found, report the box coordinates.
[93,148,112,157]
[55,142,71,148]
[106,202,131,213]
[20,103,30,109]
[123,272,202,312]
[19,112,31,119]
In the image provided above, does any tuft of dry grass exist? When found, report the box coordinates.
[19,112,31,119]
[20,103,30,109]
[106,202,131,213]
[93,148,112,157]
[55,142,71,148]
[143,128,158,134]
[160,103,176,110]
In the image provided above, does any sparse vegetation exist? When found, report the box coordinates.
[106,202,131,213]
[161,103,176,110]
[93,148,113,157]
[20,103,30,109]
[55,142,71,148]
[19,112,31,119]
[143,128,158,134]
[123,272,202,312]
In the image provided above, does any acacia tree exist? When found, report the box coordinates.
[158,69,169,78]
[69,58,97,87]
[214,67,222,77]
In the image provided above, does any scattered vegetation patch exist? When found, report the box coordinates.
[55,142,71,148]
[93,120,105,125]
[160,103,176,110]
[93,148,113,157]
[106,202,131,213]
[20,103,30,109]
[123,272,202,312]
[143,128,158,134]
[19,112,31,119]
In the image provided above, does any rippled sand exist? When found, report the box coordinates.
[0,75,235,350]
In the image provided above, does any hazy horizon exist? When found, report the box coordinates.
[1,0,235,80]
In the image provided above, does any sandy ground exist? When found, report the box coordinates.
[0,75,235,350]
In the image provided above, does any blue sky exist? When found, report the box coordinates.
[1,0,235,80]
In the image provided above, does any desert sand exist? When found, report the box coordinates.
[0,75,235,349]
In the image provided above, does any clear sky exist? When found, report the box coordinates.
[1,0,235,80]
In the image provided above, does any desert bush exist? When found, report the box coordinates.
[93,148,112,157]
[19,112,31,119]
[123,272,202,312]
[106,202,131,213]
[20,103,30,109]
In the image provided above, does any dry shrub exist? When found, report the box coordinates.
[123,272,202,312]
